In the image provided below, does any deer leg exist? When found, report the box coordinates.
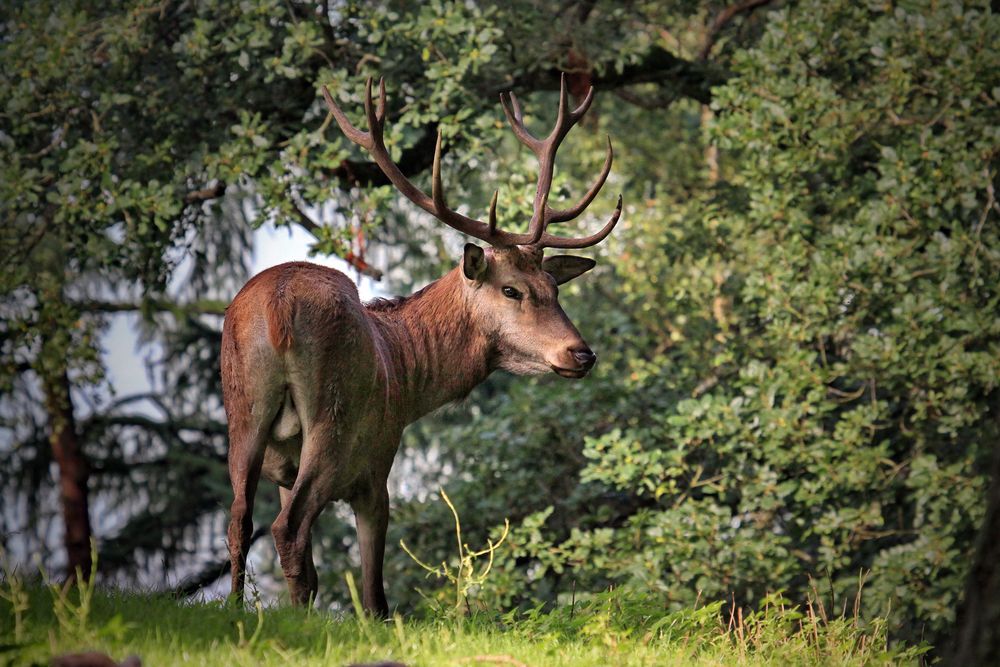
[278,486,317,596]
[272,475,332,606]
[351,482,390,618]
[271,422,340,607]
[226,427,268,604]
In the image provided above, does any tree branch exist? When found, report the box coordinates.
[183,48,724,215]
[327,125,438,188]
[699,0,776,61]
[173,527,268,597]
[288,197,320,235]
[509,47,731,105]
[613,88,677,110]
[183,182,226,204]
[83,413,227,438]
[287,196,384,281]
[103,392,171,414]
[73,298,228,316]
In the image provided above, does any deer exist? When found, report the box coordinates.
[221,73,622,616]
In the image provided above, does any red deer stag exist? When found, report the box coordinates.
[222,74,622,615]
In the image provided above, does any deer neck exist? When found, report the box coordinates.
[370,268,495,423]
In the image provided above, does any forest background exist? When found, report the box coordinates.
[2,0,999,659]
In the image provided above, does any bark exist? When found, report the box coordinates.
[42,364,94,581]
[947,393,1000,666]
[509,47,730,105]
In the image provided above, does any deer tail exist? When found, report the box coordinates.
[266,282,295,353]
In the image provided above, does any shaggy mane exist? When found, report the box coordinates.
[364,281,436,313]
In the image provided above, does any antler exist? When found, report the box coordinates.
[321,75,622,249]
[322,78,530,247]
[499,73,622,249]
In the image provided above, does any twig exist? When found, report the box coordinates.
[613,88,676,110]
[184,182,226,204]
[287,193,384,280]
[974,168,997,237]
[72,298,228,315]
[699,0,775,61]
[456,656,529,667]
[26,122,68,160]
[173,527,267,597]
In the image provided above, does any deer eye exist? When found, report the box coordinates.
[501,286,522,300]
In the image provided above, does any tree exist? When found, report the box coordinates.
[1,0,738,581]
[2,1,996,656]
[948,393,1000,666]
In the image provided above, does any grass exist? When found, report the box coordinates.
[0,570,928,666]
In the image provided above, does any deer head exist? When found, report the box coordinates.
[322,74,622,378]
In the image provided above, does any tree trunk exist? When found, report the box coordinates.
[42,365,93,581]
[947,393,1000,666]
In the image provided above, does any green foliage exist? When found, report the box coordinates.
[384,0,1000,651]
[2,0,997,657]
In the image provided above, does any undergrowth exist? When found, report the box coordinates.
[0,563,928,666]
[0,503,929,665]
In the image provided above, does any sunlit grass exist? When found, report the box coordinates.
[1,568,928,666]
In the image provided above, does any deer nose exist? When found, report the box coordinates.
[571,346,597,370]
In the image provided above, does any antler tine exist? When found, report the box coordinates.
[376,77,387,123]
[546,74,594,146]
[547,135,613,224]
[431,129,448,211]
[540,194,624,249]
[488,190,499,236]
[324,78,536,246]
[549,73,570,143]
[525,74,583,242]
[499,91,542,153]
[363,77,383,136]
[432,129,542,246]
[506,91,523,122]
[570,83,595,122]
[526,189,548,245]
[321,84,371,148]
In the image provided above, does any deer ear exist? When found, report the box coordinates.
[542,255,596,285]
[463,243,488,281]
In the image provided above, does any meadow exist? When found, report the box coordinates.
[1,564,927,667]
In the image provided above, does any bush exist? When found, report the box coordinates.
[389,0,1000,649]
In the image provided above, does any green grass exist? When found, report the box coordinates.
[0,572,928,667]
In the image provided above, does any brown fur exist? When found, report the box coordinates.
[222,247,596,616]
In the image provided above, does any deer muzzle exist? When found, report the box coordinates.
[551,344,597,378]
